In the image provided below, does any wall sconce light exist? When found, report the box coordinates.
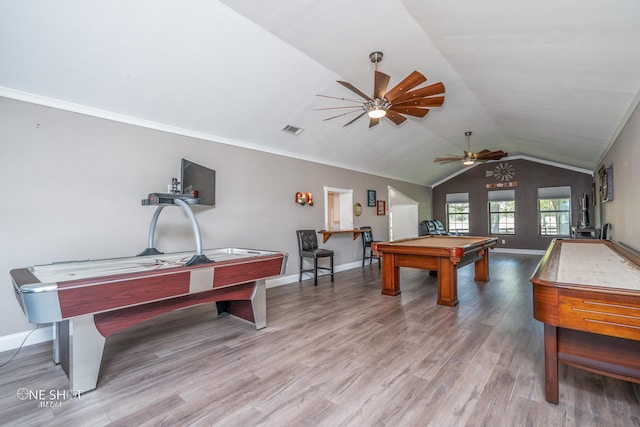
[296,192,313,206]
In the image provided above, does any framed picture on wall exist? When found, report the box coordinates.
[376,200,386,216]
[599,165,614,203]
[367,190,376,207]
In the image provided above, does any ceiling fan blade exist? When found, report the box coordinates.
[476,149,508,160]
[373,71,390,99]
[316,93,368,104]
[322,110,364,121]
[433,156,465,163]
[315,105,366,111]
[391,82,445,105]
[392,96,445,108]
[385,110,407,126]
[388,106,430,118]
[384,71,427,102]
[337,80,372,101]
[342,111,368,127]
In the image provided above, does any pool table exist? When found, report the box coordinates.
[11,247,287,393]
[373,235,498,307]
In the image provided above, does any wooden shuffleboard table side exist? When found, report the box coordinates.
[530,239,640,404]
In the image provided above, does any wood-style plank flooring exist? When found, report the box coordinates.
[1,253,639,426]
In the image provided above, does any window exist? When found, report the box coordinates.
[446,193,469,234]
[538,187,571,236]
[488,190,515,235]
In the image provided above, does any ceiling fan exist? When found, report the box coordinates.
[316,52,445,128]
[433,131,508,166]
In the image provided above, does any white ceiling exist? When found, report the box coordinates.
[1,0,639,185]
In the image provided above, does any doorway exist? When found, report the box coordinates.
[323,186,354,230]
[388,186,419,240]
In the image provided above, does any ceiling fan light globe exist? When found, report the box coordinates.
[368,108,387,119]
[463,159,476,166]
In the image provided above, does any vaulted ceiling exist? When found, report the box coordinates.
[1,1,639,185]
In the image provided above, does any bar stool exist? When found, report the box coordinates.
[360,226,380,268]
[296,229,334,286]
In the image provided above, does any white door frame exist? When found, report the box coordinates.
[388,186,419,240]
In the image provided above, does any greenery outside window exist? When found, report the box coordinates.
[538,187,571,236]
[488,190,515,235]
[447,203,469,234]
[445,193,469,234]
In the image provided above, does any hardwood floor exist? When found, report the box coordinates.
[2,253,639,426]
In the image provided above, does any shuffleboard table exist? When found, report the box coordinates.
[11,248,287,392]
[373,235,497,307]
[530,239,640,404]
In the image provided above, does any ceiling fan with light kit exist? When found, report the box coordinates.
[316,52,446,128]
[433,131,507,166]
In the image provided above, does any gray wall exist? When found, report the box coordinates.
[432,159,593,250]
[0,97,432,338]
[597,102,640,250]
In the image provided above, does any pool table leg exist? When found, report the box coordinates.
[437,257,459,307]
[57,315,106,394]
[381,255,401,296]
[474,249,490,281]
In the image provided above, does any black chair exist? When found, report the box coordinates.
[418,220,429,236]
[419,220,454,236]
[296,229,334,286]
[433,220,453,235]
[360,226,380,268]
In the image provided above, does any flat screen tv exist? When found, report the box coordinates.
[181,159,215,206]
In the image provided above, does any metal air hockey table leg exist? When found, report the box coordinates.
[252,279,267,330]
[56,314,106,393]
[216,279,267,329]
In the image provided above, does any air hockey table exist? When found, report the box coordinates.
[11,247,287,392]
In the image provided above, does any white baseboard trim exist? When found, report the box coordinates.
[492,248,545,255]
[267,260,365,288]
[0,325,53,354]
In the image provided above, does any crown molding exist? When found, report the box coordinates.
[429,155,593,188]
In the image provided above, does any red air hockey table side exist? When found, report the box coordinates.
[12,247,287,393]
